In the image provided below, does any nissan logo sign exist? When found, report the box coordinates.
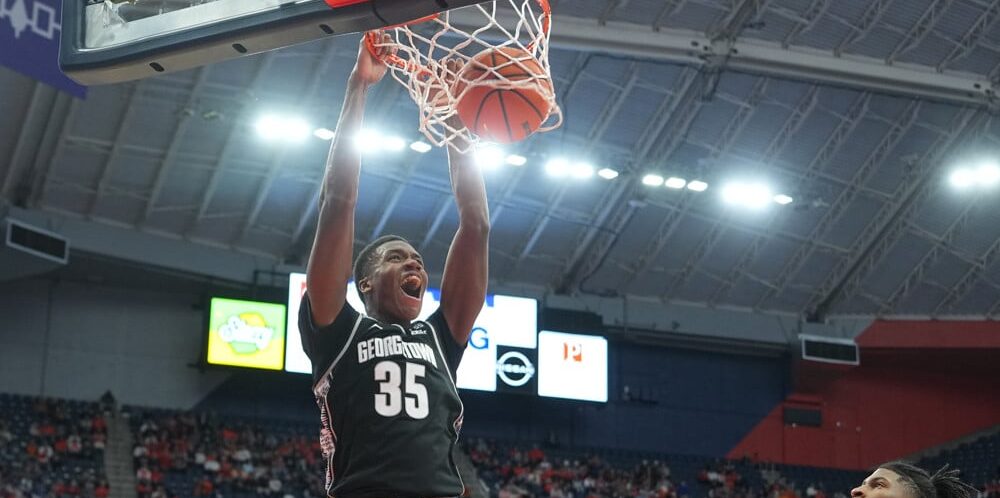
[496,351,535,387]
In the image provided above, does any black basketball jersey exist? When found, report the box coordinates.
[299,294,466,498]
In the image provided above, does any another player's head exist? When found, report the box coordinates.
[851,462,976,498]
[353,235,427,323]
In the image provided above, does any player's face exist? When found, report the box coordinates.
[851,469,910,498]
[365,240,428,323]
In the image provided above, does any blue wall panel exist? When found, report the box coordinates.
[461,341,789,457]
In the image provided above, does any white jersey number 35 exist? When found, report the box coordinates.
[373,361,429,419]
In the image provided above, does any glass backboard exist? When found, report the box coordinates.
[60,0,485,85]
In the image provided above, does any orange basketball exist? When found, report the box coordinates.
[454,47,554,143]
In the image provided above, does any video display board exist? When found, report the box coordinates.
[205,297,287,371]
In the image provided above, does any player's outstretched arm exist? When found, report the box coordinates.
[439,130,490,345]
[307,36,392,327]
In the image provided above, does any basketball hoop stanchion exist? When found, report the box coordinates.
[363,0,563,152]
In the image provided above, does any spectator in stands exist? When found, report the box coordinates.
[852,462,976,498]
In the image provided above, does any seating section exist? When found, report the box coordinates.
[465,439,865,498]
[4,391,994,498]
[920,432,1000,496]
[0,393,110,498]
[126,407,325,498]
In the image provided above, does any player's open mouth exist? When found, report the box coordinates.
[401,275,422,300]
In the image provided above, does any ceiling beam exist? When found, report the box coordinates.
[2,83,60,202]
[510,64,640,271]
[776,0,832,47]
[553,67,703,294]
[808,107,984,319]
[755,99,923,311]
[622,76,770,296]
[86,84,142,217]
[932,235,1000,315]
[938,2,1000,71]
[185,52,279,236]
[233,43,341,246]
[140,67,211,226]
[656,77,772,301]
[835,0,891,54]
[710,92,872,304]
[887,0,953,63]
[449,9,998,107]
[877,189,982,315]
[705,85,823,305]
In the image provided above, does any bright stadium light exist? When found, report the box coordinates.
[383,135,407,151]
[597,168,619,180]
[256,115,311,142]
[949,168,976,188]
[505,154,528,166]
[410,141,433,153]
[475,145,505,170]
[687,180,708,192]
[664,177,687,189]
[545,158,570,178]
[976,161,1000,186]
[642,174,664,187]
[722,182,772,209]
[313,127,335,141]
[354,128,382,151]
[255,116,281,138]
[571,162,595,179]
[774,194,794,205]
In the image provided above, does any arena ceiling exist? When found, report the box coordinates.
[3,0,1000,320]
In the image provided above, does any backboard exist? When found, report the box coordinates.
[60,0,486,86]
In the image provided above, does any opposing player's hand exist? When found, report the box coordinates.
[353,32,394,86]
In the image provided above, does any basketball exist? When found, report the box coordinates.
[454,47,554,143]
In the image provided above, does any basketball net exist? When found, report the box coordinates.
[364,0,562,152]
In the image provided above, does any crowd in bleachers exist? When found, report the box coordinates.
[0,394,110,498]
[919,433,1000,498]
[465,438,862,498]
[2,391,996,498]
[127,409,325,498]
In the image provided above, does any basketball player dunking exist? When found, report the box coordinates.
[299,36,489,498]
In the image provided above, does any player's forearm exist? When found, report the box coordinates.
[320,75,371,207]
[447,146,490,232]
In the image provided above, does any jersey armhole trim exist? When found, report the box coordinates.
[312,313,364,390]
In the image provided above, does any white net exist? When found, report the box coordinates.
[367,0,562,152]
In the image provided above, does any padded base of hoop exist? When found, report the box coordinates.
[60,0,484,85]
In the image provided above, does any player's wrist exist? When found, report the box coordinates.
[347,71,374,91]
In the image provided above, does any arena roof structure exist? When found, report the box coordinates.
[3,0,1000,320]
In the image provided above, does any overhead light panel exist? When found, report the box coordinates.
[410,141,432,153]
[664,177,687,189]
[773,194,794,205]
[256,115,311,142]
[687,180,708,192]
[313,127,335,141]
[545,158,570,178]
[597,168,619,180]
[474,144,505,170]
[354,129,382,151]
[571,162,595,179]
[383,136,407,151]
[505,154,527,166]
[976,162,1000,186]
[722,182,772,209]
[642,174,664,187]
